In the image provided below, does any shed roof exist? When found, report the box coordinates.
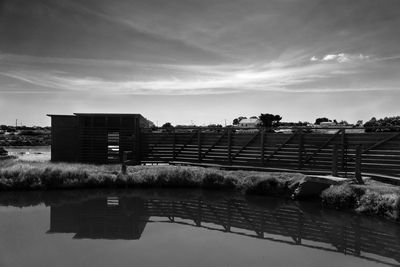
[47,114,75,117]
[73,113,143,117]
[47,113,143,117]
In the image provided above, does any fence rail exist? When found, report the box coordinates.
[138,127,400,180]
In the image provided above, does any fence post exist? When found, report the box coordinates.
[260,129,265,166]
[135,118,141,165]
[298,130,304,169]
[228,128,232,165]
[198,129,202,163]
[341,129,346,172]
[355,144,364,184]
[121,151,128,174]
[332,145,338,176]
[172,128,176,161]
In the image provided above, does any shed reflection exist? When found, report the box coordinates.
[48,195,400,266]
[48,197,148,240]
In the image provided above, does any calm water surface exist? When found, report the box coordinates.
[0,189,399,267]
[4,146,50,161]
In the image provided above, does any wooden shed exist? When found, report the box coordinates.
[47,113,148,164]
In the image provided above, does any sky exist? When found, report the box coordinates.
[1,0,400,126]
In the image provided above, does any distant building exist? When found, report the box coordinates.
[313,121,365,134]
[319,121,337,127]
[237,118,260,128]
[174,125,197,132]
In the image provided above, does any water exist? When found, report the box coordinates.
[0,189,399,267]
[3,146,50,161]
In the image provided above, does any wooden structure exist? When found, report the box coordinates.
[141,127,400,180]
[48,113,148,164]
[48,114,400,180]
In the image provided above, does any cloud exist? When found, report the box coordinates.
[311,53,371,63]
[0,58,387,95]
[1,50,397,96]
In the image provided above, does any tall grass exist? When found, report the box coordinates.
[356,191,400,219]
[0,159,304,196]
[321,182,400,221]
[321,184,361,209]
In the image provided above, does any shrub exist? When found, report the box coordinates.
[356,191,400,220]
[15,168,41,189]
[156,168,200,187]
[202,171,236,189]
[321,184,360,209]
[242,175,288,196]
[41,168,64,188]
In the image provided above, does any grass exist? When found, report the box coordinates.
[321,184,360,209]
[2,157,400,221]
[321,180,400,221]
[0,158,305,196]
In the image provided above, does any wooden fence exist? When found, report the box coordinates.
[139,127,400,179]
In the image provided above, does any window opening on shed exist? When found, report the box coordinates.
[107,196,119,207]
[107,131,120,163]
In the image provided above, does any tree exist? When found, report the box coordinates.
[315,117,330,125]
[232,116,247,125]
[161,122,173,133]
[161,122,173,128]
[258,113,282,128]
[274,115,282,125]
[207,124,222,128]
[364,116,400,132]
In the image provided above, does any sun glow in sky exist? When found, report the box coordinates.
[1,0,400,126]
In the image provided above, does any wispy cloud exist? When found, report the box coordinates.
[310,53,371,63]
[0,57,387,95]
[0,52,133,67]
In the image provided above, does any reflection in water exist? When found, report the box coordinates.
[43,192,400,266]
[48,197,148,240]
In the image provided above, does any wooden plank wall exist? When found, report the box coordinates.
[77,115,140,164]
[140,128,400,177]
[78,128,137,164]
[50,116,78,162]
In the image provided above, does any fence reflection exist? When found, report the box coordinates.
[48,196,400,266]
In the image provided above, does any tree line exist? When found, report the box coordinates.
[158,115,400,132]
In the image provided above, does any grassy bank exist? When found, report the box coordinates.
[321,182,400,221]
[1,158,400,221]
[0,159,305,195]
